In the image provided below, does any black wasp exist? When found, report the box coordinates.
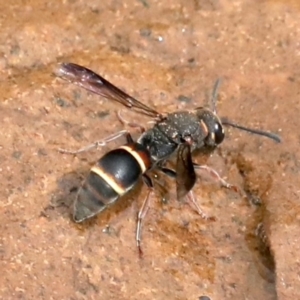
[58,63,281,254]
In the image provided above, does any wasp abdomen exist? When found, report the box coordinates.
[73,173,118,222]
[73,144,152,222]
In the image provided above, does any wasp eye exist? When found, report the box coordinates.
[214,122,225,144]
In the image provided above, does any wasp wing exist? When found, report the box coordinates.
[176,143,196,201]
[58,63,162,119]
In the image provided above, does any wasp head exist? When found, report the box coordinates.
[196,107,225,148]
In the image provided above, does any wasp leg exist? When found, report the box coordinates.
[185,190,216,221]
[160,164,235,192]
[136,174,153,257]
[59,129,129,154]
[255,222,268,245]
[117,110,145,133]
[193,164,238,193]
[159,167,215,220]
[159,167,176,178]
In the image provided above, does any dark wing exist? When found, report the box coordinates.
[58,63,163,119]
[176,143,196,201]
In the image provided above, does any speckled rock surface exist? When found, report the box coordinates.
[0,1,299,299]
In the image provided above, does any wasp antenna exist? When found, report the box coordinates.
[211,78,222,114]
[221,118,281,143]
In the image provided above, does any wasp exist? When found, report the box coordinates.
[58,63,281,254]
